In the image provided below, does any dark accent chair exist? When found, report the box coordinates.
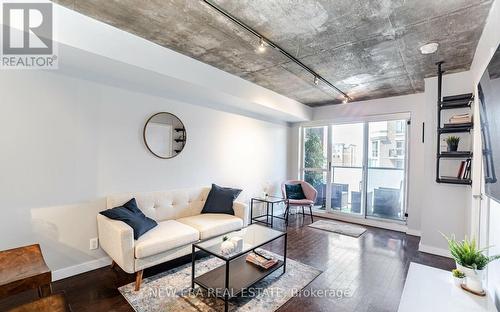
[281,180,317,225]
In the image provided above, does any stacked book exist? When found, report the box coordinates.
[246,252,278,269]
[457,159,472,180]
[443,113,472,128]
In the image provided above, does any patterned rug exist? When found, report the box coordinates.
[308,220,366,237]
[119,250,321,312]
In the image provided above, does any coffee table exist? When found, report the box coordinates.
[191,224,287,312]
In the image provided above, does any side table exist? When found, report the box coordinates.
[250,196,288,227]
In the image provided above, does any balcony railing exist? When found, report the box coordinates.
[307,166,405,221]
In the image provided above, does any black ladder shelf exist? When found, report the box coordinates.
[435,61,473,185]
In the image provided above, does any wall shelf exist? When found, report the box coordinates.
[437,124,473,134]
[439,94,473,109]
[436,177,472,185]
[437,152,473,158]
[435,62,473,186]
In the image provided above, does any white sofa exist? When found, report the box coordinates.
[97,186,249,290]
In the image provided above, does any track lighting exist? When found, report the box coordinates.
[343,97,349,104]
[202,0,351,102]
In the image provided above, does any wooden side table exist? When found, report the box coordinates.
[0,244,52,300]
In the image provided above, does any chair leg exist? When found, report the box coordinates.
[301,206,305,218]
[111,260,117,269]
[135,270,144,291]
[309,205,314,223]
[285,204,290,226]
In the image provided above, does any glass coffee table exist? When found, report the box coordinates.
[191,224,287,312]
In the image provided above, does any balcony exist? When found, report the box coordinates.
[306,166,405,221]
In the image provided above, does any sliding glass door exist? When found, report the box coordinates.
[366,120,407,221]
[330,123,365,215]
[301,118,408,223]
[302,126,328,210]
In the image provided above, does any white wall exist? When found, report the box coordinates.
[0,67,289,278]
[419,71,472,255]
[467,0,500,304]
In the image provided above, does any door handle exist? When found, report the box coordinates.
[473,194,483,200]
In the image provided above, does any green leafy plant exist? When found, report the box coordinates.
[222,235,229,241]
[304,130,326,203]
[445,136,460,145]
[452,269,465,278]
[443,234,500,270]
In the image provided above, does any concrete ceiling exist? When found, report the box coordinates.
[54,0,493,106]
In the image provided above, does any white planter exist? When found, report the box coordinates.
[452,276,464,287]
[456,263,485,293]
[220,240,235,255]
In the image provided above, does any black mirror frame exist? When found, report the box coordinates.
[143,112,186,159]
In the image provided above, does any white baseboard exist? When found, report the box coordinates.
[418,243,451,258]
[52,256,112,281]
[406,229,421,237]
[312,211,408,232]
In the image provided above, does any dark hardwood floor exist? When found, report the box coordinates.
[0,215,454,312]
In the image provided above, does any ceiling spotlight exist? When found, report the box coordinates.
[342,97,349,104]
[420,42,439,55]
[314,76,319,85]
[258,38,266,52]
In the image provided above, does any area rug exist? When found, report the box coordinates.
[308,220,366,237]
[119,250,321,312]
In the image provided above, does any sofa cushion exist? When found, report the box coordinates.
[201,184,242,215]
[285,184,306,200]
[134,220,199,259]
[100,198,157,240]
[177,214,243,240]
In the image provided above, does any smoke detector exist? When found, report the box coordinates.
[420,42,439,54]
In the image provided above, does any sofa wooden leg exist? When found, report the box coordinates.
[135,270,144,291]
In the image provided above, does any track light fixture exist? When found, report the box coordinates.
[342,97,349,104]
[314,76,319,85]
[201,0,352,103]
[258,38,266,52]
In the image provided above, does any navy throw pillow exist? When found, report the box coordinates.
[100,198,157,240]
[285,184,306,200]
[201,184,242,215]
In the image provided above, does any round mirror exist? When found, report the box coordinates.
[143,112,186,159]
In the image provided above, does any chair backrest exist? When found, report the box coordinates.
[281,180,318,202]
[106,187,211,222]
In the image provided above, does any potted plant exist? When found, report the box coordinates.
[446,136,460,152]
[443,234,500,293]
[452,269,465,287]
